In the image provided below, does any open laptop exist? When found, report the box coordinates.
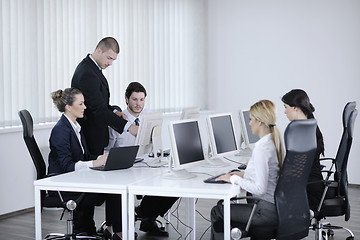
[90,145,139,171]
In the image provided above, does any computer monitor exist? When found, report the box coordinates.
[180,106,200,120]
[135,112,163,157]
[206,113,239,158]
[238,109,260,148]
[166,119,207,179]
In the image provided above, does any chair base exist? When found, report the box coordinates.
[45,233,102,240]
[312,221,354,240]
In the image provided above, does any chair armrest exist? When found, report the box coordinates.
[231,196,262,203]
[216,195,261,238]
[45,173,60,178]
[308,179,334,186]
[319,157,335,162]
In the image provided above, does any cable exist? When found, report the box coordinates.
[195,199,212,240]
[133,161,167,168]
[188,171,213,177]
[223,156,242,164]
[199,225,211,240]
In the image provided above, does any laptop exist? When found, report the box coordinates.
[90,145,139,171]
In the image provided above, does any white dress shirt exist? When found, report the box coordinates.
[230,133,279,203]
[104,108,149,152]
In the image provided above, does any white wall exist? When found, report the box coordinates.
[0,126,52,215]
[2,0,360,217]
[207,0,360,184]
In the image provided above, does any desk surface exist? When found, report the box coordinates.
[128,167,241,198]
[34,167,166,193]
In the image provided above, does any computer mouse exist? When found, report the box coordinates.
[238,163,247,170]
[229,169,240,173]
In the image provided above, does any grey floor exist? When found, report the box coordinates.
[1,187,359,240]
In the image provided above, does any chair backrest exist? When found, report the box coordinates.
[340,108,357,221]
[18,109,47,180]
[275,119,318,240]
[334,101,357,176]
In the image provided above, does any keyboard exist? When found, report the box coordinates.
[204,174,227,184]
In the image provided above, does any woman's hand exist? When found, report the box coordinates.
[215,173,232,183]
[230,171,244,178]
[93,152,109,167]
[215,171,244,183]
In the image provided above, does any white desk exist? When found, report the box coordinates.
[128,158,247,240]
[34,155,248,240]
[33,167,164,240]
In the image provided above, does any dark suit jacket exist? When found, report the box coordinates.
[48,114,94,175]
[71,54,127,155]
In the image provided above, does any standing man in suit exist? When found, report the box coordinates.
[71,37,137,156]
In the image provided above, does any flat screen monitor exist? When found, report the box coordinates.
[180,107,200,120]
[168,119,206,173]
[239,109,260,148]
[135,112,163,157]
[207,113,239,158]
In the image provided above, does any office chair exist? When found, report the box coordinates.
[320,101,357,178]
[18,109,100,240]
[214,119,317,240]
[311,108,357,240]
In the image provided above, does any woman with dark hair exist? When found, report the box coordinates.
[49,88,122,239]
[282,89,325,211]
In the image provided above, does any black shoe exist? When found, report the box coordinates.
[139,218,169,237]
[102,228,112,240]
[135,206,143,218]
[112,232,137,240]
[112,233,122,240]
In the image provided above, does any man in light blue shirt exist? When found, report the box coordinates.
[104,82,149,151]
[105,82,178,237]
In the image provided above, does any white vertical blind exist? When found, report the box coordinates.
[0,0,207,128]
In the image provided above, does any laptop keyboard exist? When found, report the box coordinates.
[90,166,105,171]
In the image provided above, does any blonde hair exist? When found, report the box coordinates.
[250,100,285,168]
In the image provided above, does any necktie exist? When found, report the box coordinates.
[134,118,140,126]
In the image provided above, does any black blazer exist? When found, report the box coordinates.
[48,114,94,175]
[71,54,127,155]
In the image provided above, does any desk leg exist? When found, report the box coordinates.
[128,193,135,240]
[34,186,42,240]
[224,197,231,240]
[121,193,128,240]
[185,198,196,240]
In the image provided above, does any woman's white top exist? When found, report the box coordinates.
[230,133,279,203]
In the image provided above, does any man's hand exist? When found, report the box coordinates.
[128,124,138,137]
[115,111,128,120]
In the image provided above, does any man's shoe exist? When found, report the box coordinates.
[139,218,169,237]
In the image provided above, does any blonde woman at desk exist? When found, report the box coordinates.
[210,100,284,240]
[49,88,123,239]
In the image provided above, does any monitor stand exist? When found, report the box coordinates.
[163,168,197,180]
[202,157,230,168]
[235,147,252,157]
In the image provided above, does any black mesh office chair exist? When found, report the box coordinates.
[320,101,357,178]
[311,108,357,240]
[18,109,100,240]
[224,119,318,240]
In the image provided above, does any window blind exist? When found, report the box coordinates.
[0,0,207,128]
